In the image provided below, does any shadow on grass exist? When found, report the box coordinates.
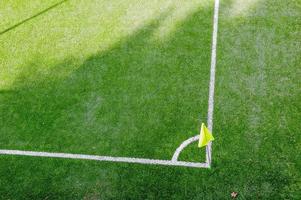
[0,6,213,160]
[0,0,68,35]
[0,0,300,199]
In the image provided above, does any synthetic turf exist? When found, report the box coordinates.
[0,0,300,199]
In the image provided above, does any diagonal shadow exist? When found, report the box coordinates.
[0,0,68,36]
[0,6,213,160]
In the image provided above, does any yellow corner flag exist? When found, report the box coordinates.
[198,123,214,148]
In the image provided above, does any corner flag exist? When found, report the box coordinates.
[198,123,214,148]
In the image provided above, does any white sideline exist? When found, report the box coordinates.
[0,0,220,168]
[172,0,220,166]
[206,0,220,166]
[0,150,208,168]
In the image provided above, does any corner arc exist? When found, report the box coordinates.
[171,135,199,162]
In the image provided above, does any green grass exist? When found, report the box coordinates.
[0,0,300,199]
[0,0,212,161]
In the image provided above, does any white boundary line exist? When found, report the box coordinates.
[172,0,220,166]
[206,0,220,166]
[0,0,220,169]
[0,150,208,168]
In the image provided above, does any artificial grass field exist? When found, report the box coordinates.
[0,0,300,199]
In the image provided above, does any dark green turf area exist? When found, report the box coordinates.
[0,0,212,161]
[0,0,300,199]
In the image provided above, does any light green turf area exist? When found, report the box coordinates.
[0,0,300,199]
[0,0,212,161]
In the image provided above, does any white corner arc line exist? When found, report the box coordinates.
[0,150,209,168]
[172,135,199,162]
[171,0,220,165]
